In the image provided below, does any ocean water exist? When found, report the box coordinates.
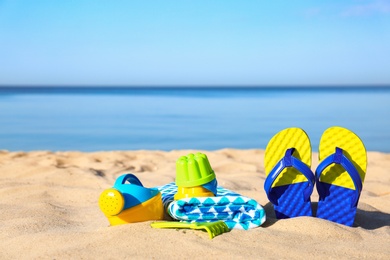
[0,87,389,152]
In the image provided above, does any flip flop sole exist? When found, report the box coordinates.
[316,126,367,226]
[318,127,367,188]
[265,127,313,218]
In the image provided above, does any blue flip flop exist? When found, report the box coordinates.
[264,128,315,219]
[316,126,367,226]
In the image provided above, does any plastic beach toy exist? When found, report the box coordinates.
[315,126,367,226]
[174,153,217,200]
[264,127,315,219]
[151,221,230,239]
[99,173,164,226]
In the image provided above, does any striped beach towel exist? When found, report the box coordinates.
[156,182,266,230]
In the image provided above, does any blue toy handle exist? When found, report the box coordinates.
[112,173,160,209]
[115,173,144,187]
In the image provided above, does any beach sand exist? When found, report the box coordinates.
[0,149,389,259]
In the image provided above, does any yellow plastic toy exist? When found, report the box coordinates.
[99,173,164,226]
[174,186,215,200]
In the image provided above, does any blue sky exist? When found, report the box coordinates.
[0,0,389,86]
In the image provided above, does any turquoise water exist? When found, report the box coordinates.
[0,87,389,152]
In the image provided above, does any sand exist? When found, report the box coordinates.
[0,149,389,259]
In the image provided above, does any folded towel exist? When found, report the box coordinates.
[156,182,266,230]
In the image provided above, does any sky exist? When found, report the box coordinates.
[0,0,390,86]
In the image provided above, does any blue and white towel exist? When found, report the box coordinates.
[156,182,266,230]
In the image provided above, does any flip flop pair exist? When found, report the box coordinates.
[264,127,367,226]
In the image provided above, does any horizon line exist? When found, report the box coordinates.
[1,84,390,89]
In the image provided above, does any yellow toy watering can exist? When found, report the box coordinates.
[99,173,164,226]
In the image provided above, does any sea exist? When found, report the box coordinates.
[0,87,389,153]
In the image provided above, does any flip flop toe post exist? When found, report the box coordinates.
[316,126,367,226]
[264,128,315,219]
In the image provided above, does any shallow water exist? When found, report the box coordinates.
[0,87,389,152]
